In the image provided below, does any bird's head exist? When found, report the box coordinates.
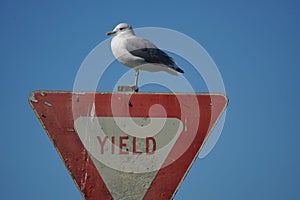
[107,23,134,36]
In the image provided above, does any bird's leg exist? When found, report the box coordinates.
[134,69,139,92]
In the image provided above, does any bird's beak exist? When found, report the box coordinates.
[106,30,117,36]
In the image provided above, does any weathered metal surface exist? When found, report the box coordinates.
[29,91,227,200]
[117,85,137,92]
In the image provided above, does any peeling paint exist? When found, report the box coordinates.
[81,171,88,191]
[40,91,45,96]
[67,128,75,132]
[29,92,38,103]
[80,149,89,191]
[44,101,53,107]
[90,102,95,117]
[73,92,86,95]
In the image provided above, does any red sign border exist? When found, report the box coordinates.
[29,91,228,200]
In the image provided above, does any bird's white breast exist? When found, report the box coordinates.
[111,35,144,68]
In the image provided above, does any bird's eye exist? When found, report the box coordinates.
[120,27,125,31]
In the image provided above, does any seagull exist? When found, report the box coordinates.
[107,23,184,92]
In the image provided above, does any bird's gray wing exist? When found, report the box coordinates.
[126,37,157,51]
[126,37,184,73]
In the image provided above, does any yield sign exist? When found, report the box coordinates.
[29,91,227,200]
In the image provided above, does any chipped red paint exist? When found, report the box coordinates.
[29,91,227,200]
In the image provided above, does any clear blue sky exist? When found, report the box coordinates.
[1,0,299,199]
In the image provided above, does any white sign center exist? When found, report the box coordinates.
[74,116,183,173]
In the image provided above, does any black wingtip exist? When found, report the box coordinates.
[177,68,184,73]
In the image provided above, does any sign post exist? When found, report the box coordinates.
[29,91,227,200]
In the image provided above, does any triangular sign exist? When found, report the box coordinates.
[29,91,228,200]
